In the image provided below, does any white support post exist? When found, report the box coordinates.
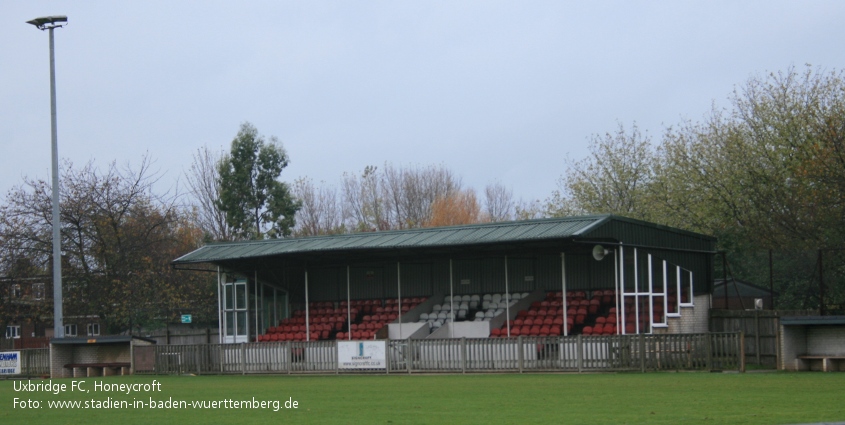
[614,248,620,335]
[245,275,250,342]
[305,269,310,342]
[255,270,260,338]
[217,267,223,344]
[561,253,567,337]
[663,261,668,316]
[449,259,454,339]
[688,270,694,307]
[677,266,682,309]
[505,255,510,338]
[397,261,402,340]
[647,255,653,332]
[347,266,351,340]
[634,248,639,335]
[620,246,626,335]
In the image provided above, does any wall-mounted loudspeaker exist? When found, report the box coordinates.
[592,245,610,261]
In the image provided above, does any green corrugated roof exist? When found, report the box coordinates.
[173,214,715,265]
[174,215,611,264]
[781,316,845,326]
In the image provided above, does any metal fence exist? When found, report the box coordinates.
[135,332,742,375]
[0,348,50,377]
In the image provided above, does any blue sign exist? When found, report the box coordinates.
[181,314,192,324]
[0,351,21,375]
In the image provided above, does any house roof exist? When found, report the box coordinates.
[173,214,715,265]
[713,279,778,298]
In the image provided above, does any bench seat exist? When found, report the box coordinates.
[64,362,131,377]
[796,355,845,372]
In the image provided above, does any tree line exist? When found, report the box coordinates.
[2,65,842,336]
[547,66,844,312]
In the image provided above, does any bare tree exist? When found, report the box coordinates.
[341,165,389,232]
[184,146,233,241]
[484,182,515,222]
[292,177,345,237]
[0,158,215,334]
[381,163,462,229]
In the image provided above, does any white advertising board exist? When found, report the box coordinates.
[337,341,386,370]
[0,351,21,375]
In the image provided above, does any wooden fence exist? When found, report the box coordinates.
[710,309,815,366]
[134,332,743,375]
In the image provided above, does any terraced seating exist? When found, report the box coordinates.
[257,297,426,342]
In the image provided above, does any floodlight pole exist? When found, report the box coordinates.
[28,15,67,339]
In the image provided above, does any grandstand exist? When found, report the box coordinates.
[173,215,716,344]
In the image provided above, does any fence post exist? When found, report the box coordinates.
[739,331,746,373]
[706,333,713,371]
[286,341,292,375]
[577,335,583,373]
[639,334,646,373]
[755,310,761,365]
[407,339,413,374]
[775,320,782,371]
[518,336,524,373]
[241,343,246,375]
[385,340,390,375]
[461,338,467,374]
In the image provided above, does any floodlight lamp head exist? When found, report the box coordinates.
[27,15,68,30]
[592,245,611,261]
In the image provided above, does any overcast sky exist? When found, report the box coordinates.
[3,2,844,206]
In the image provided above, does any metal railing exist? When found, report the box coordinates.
[135,332,742,375]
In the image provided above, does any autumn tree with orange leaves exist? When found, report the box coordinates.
[428,189,484,227]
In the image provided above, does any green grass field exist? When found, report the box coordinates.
[2,372,843,424]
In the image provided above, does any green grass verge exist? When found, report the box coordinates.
[2,372,843,424]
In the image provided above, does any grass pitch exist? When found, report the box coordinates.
[2,372,843,424]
